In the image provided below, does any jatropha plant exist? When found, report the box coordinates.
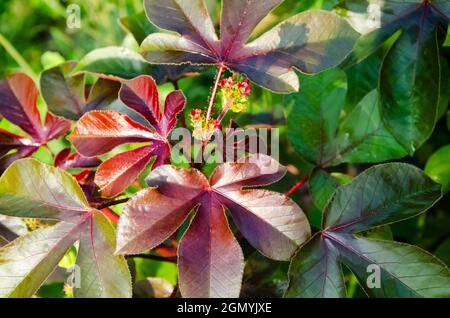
[1,0,450,299]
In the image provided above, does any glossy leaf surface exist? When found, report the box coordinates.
[68,75,185,197]
[117,154,310,297]
[141,0,359,92]
[286,163,450,298]
[0,159,132,298]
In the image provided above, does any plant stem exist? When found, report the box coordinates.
[100,208,120,225]
[285,176,308,197]
[127,254,177,264]
[97,197,130,210]
[206,64,225,121]
[0,32,36,79]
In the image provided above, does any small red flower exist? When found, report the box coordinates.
[237,79,251,97]
[190,109,203,121]
[219,77,234,89]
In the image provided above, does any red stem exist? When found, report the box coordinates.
[100,208,120,225]
[206,64,225,121]
[285,176,308,197]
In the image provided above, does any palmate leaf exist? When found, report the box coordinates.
[140,0,359,93]
[116,154,311,298]
[285,163,450,298]
[0,159,132,298]
[287,68,406,168]
[0,73,70,172]
[337,0,449,154]
[68,75,185,197]
[40,61,121,120]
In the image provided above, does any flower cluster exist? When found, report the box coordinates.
[219,77,251,113]
[190,109,220,141]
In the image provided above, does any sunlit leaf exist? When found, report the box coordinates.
[0,159,132,298]
[141,0,359,92]
[116,154,310,297]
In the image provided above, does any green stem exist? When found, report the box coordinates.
[0,32,36,78]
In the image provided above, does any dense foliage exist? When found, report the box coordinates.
[1,0,450,298]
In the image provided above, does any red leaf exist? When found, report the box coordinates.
[0,73,70,171]
[160,90,186,137]
[68,110,160,157]
[54,149,101,170]
[116,188,195,254]
[141,1,359,92]
[178,196,243,298]
[119,75,186,137]
[0,128,37,158]
[0,73,70,142]
[69,77,185,197]
[94,145,160,197]
[0,73,42,139]
[119,75,162,129]
[117,154,311,297]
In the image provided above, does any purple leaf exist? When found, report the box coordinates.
[178,197,244,298]
[141,1,359,92]
[70,76,186,197]
[117,154,310,297]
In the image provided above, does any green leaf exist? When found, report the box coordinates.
[40,61,120,120]
[435,238,450,266]
[344,47,383,109]
[425,145,450,193]
[333,90,407,165]
[323,163,442,232]
[287,68,347,165]
[74,46,154,79]
[445,24,450,47]
[119,11,159,45]
[0,159,132,298]
[286,163,450,298]
[286,234,346,298]
[380,15,440,154]
[438,57,450,120]
[309,170,339,212]
[287,70,406,167]
[74,46,201,85]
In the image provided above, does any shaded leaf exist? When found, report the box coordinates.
[0,73,70,172]
[425,145,450,193]
[286,163,450,298]
[74,47,202,84]
[287,69,406,167]
[380,11,440,154]
[120,11,159,45]
[54,148,101,170]
[40,61,121,120]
